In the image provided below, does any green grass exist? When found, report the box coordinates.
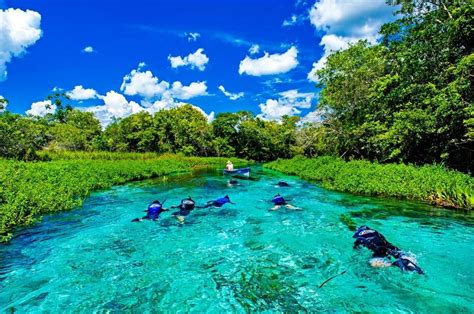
[265,156,474,210]
[0,153,247,242]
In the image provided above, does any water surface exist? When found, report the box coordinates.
[1,167,473,312]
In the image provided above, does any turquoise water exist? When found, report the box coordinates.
[1,168,473,313]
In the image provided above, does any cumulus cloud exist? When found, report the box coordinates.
[185,32,200,41]
[249,44,260,55]
[83,91,143,126]
[67,85,98,100]
[26,100,56,116]
[0,8,42,81]
[239,46,299,76]
[218,85,244,100]
[307,0,397,81]
[170,81,208,100]
[82,46,95,53]
[77,65,210,126]
[258,89,315,120]
[121,64,169,98]
[258,99,302,120]
[168,48,209,71]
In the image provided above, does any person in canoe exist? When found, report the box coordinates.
[132,200,168,222]
[170,197,196,223]
[353,226,424,274]
[269,194,301,210]
[199,195,235,208]
[226,161,234,171]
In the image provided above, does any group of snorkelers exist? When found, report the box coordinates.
[132,171,424,275]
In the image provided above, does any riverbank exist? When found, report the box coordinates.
[264,156,473,210]
[0,153,247,242]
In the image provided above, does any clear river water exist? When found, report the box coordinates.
[1,167,473,313]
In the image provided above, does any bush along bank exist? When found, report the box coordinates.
[264,156,473,210]
[0,154,247,242]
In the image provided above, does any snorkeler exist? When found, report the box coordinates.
[269,194,301,210]
[170,197,196,223]
[227,179,239,187]
[353,226,424,274]
[199,195,235,208]
[132,200,168,222]
[276,180,290,187]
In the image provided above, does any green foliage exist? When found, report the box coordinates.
[313,0,473,172]
[0,112,48,160]
[0,154,247,242]
[265,156,474,210]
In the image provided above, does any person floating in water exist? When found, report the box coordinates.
[276,180,290,187]
[269,194,301,211]
[170,197,196,223]
[227,179,239,187]
[132,200,168,222]
[225,161,234,171]
[353,226,424,274]
[199,195,235,208]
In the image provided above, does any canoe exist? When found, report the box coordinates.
[223,167,250,177]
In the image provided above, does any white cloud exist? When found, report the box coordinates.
[249,44,260,55]
[185,32,200,41]
[0,95,6,112]
[170,81,208,100]
[282,14,307,27]
[26,100,56,116]
[0,8,42,81]
[82,46,94,53]
[83,91,143,126]
[239,46,299,76]
[257,89,315,120]
[67,85,98,100]
[168,48,209,71]
[121,63,207,101]
[258,99,302,120]
[61,64,212,126]
[307,0,397,81]
[218,85,244,100]
[121,64,169,98]
[300,109,325,124]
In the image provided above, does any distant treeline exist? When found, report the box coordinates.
[0,0,472,172]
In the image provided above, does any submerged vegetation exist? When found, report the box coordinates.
[0,153,246,242]
[265,156,473,210]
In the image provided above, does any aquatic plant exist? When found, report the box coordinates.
[265,156,474,210]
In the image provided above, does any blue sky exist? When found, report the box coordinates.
[0,0,398,125]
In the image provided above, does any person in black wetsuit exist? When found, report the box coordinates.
[200,195,235,208]
[170,197,196,223]
[132,200,168,222]
[353,226,424,274]
[276,180,290,187]
[269,194,301,210]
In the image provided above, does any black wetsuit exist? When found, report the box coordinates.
[353,226,400,258]
[353,226,424,274]
[172,198,196,217]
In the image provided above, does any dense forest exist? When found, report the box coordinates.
[1,0,472,172]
